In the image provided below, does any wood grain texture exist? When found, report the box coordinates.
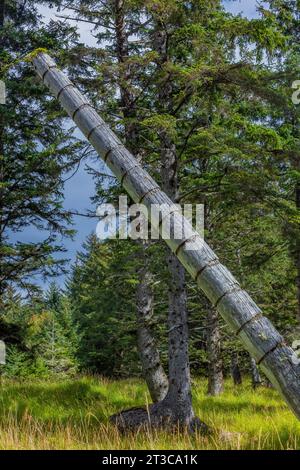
[32,52,300,419]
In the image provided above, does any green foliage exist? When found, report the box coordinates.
[3,346,49,379]
[68,236,141,377]
[0,0,86,294]
[0,285,79,378]
[141,115,178,139]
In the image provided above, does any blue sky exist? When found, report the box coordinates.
[11,0,260,289]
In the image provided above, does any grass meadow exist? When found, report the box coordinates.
[0,376,299,450]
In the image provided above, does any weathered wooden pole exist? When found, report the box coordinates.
[32,52,300,419]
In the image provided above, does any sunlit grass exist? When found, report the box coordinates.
[0,376,299,449]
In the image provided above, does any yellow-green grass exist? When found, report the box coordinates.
[0,376,299,450]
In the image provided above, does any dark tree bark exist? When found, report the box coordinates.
[250,357,262,389]
[204,200,224,397]
[113,0,167,401]
[114,0,139,145]
[163,251,194,425]
[0,1,4,300]
[155,19,197,427]
[137,262,168,402]
[231,352,242,386]
[265,378,274,389]
[296,157,300,324]
[0,0,4,27]
[207,308,224,396]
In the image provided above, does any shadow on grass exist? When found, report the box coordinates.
[0,378,148,428]
[0,380,108,425]
[1,380,102,403]
[198,397,281,415]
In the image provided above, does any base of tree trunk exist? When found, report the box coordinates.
[264,379,274,388]
[110,402,210,434]
[207,379,224,396]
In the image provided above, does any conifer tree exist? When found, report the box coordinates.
[0,0,86,296]
[68,235,141,376]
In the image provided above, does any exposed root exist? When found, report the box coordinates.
[109,402,210,435]
[110,407,150,432]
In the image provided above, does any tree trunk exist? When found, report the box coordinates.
[155,23,197,428]
[0,0,4,27]
[137,262,168,402]
[296,158,300,324]
[207,308,224,396]
[114,0,137,145]
[250,357,262,389]
[205,202,224,396]
[231,352,242,386]
[160,138,195,425]
[33,52,300,421]
[113,0,167,400]
[0,1,5,301]
[163,253,195,425]
[265,378,274,388]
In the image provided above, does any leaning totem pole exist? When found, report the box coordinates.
[32,52,300,419]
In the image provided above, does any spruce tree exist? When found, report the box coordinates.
[0,0,86,296]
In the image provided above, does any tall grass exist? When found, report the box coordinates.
[0,376,299,449]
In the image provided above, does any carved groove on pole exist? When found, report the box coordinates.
[139,187,161,204]
[105,143,129,160]
[235,312,263,336]
[158,207,181,229]
[214,286,242,308]
[194,259,220,282]
[57,83,74,99]
[175,234,198,256]
[103,149,112,163]
[87,124,103,141]
[72,103,93,120]
[41,65,57,80]
[257,341,286,365]
[120,164,142,185]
